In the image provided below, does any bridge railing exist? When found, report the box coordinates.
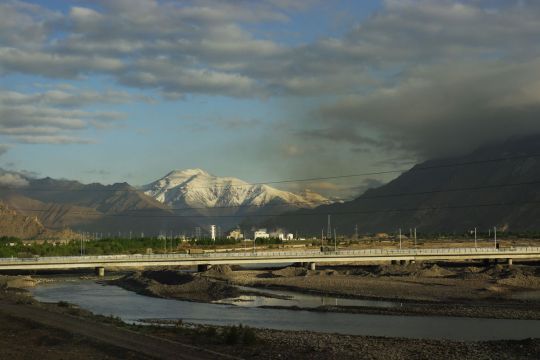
[0,246,539,264]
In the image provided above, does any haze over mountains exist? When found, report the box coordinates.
[263,135,540,235]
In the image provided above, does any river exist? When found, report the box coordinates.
[31,280,540,341]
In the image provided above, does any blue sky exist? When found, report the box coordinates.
[2,0,540,198]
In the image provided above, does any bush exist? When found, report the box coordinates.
[222,324,257,346]
[224,325,240,345]
[57,300,70,307]
[242,326,257,345]
[204,326,217,337]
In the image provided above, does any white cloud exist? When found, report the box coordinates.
[3,0,540,158]
[0,89,129,145]
[11,135,95,145]
[0,170,28,187]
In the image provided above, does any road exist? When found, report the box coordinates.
[0,246,539,271]
[0,301,240,360]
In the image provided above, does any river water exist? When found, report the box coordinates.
[31,281,540,341]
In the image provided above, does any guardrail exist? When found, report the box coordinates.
[0,246,539,265]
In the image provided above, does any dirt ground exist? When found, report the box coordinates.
[145,324,540,360]
[0,270,539,359]
[0,283,230,360]
[0,311,146,360]
[199,261,540,319]
[111,270,241,302]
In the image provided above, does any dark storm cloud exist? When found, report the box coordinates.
[314,60,540,159]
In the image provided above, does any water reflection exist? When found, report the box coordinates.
[215,286,398,309]
[31,281,540,341]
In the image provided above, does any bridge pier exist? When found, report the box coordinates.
[197,264,211,272]
[308,262,316,271]
[508,258,513,266]
[95,266,105,277]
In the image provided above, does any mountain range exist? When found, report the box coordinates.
[0,177,195,237]
[143,169,331,229]
[262,135,540,235]
[4,134,540,239]
[0,169,331,238]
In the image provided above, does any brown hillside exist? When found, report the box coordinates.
[0,202,46,239]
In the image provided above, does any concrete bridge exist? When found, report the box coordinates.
[0,246,539,275]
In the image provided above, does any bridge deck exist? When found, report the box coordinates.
[0,247,539,270]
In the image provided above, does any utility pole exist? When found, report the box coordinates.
[334,228,337,252]
[354,224,358,242]
[494,226,497,249]
[321,228,324,248]
[414,228,417,247]
[162,231,165,252]
[474,227,477,248]
[327,215,331,240]
[399,228,402,250]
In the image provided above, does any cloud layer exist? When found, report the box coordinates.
[3,0,540,167]
[0,88,135,145]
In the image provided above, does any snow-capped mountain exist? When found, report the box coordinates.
[142,169,332,228]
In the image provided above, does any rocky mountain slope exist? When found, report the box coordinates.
[143,169,332,228]
[263,135,540,235]
[0,178,196,236]
[0,201,46,239]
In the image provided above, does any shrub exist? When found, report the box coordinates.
[204,326,217,337]
[224,325,240,345]
[57,300,70,307]
[242,326,257,345]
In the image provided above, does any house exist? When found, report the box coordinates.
[227,229,244,240]
[253,229,270,239]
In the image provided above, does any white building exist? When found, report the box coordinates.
[227,229,244,240]
[210,225,216,241]
[271,231,294,241]
[253,229,270,239]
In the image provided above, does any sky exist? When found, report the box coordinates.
[2,0,540,199]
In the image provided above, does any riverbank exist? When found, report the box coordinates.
[109,270,243,302]
[105,261,540,319]
[199,261,540,319]
[146,324,540,360]
[2,274,540,359]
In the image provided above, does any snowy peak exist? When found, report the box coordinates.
[143,169,332,210]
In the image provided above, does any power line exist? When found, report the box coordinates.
[163,177,540,211]
[9,176,540,214]
[12,198,540,219]
[2,152,540,193]
[3,153,540,217]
